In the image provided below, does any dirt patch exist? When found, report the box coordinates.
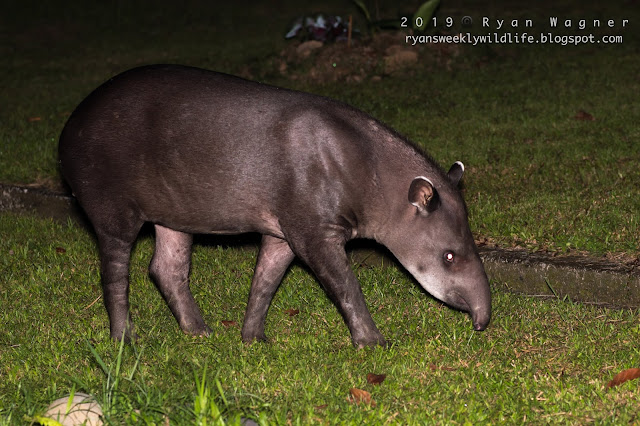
[244,31,464,84]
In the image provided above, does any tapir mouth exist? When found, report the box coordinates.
[447,290,491,331]
[446,291,471,312]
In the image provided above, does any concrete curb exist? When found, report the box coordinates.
[1,183,84,224]
[2,183,638,309]
[478,248,640,308]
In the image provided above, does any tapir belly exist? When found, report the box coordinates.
[69,154,286,237]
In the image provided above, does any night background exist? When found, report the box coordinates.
[1,0,639,423]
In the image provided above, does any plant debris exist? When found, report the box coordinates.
[366,373,386,385]
[285,14,354,43]
[262,31,462,84]
[348,388,375,406]
[574,110,595,121]
[607,368,640,388]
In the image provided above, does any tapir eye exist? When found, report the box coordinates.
[444,251,455,264]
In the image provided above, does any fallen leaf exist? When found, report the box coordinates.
[314,404,328,411]
[28,117,42,122]
[366,373,386,385]
[348,388,375,406]
[607,368,640,388]
[429,364,456,371]
[55,247,66,254]
[221,320,237,327]
[574,110,595,121]
[284,308,300,317]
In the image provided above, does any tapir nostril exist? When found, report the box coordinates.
[472,310,491,331]
[473,321,487,331]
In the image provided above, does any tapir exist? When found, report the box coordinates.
[58,64,491,347]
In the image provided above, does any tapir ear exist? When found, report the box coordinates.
[408,176,439,215]
[447,161,465,186]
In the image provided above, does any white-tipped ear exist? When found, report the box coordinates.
[408,176,439,214]
[447,161,464,186]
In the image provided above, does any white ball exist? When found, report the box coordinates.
[43,393,103,426]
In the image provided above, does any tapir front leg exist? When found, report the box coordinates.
[242,235,295,343]
[295,237,387,348]
[149,225,212,336]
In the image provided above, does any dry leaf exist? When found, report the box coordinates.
[429,364,456,371]
[284,308,300,317]
[221,320,237,327]
[574,110,595,121]
[607,368,640,388]
[55,247,66,254]
[28,117,42,122]
[348,388,375,406]
[366,373,386,385]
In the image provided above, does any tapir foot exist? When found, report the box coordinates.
[352,330,387,349]
[241,327,269,344]
[183,323,213,337]
[97,224,142,344]
[150,225,213,338]
[110,319,138,343]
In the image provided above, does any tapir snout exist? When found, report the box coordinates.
[445,259,491,331]
[445,284,492,331]
[470,287,492,331]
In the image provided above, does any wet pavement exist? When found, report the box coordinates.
[2,183,638,309]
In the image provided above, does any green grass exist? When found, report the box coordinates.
[1,214,639,424]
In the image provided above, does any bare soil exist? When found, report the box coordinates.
[241,31,466,84]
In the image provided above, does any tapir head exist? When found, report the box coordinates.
[384,161,491,331]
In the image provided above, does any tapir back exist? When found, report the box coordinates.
[60,65,381,236]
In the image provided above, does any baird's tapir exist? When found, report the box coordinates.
[59,64,491,347]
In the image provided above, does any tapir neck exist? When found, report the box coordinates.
[353,123,445,243]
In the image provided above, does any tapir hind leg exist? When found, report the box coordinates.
[149,224,211,336]
[93,218,143,342]
[242,235,295,343]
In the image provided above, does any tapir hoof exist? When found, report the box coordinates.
[182,323,213,337]
[241,330,269,344]
[352,333,388,349]
[111,327,137,344]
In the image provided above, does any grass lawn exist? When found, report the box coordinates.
[1,0,639,423]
